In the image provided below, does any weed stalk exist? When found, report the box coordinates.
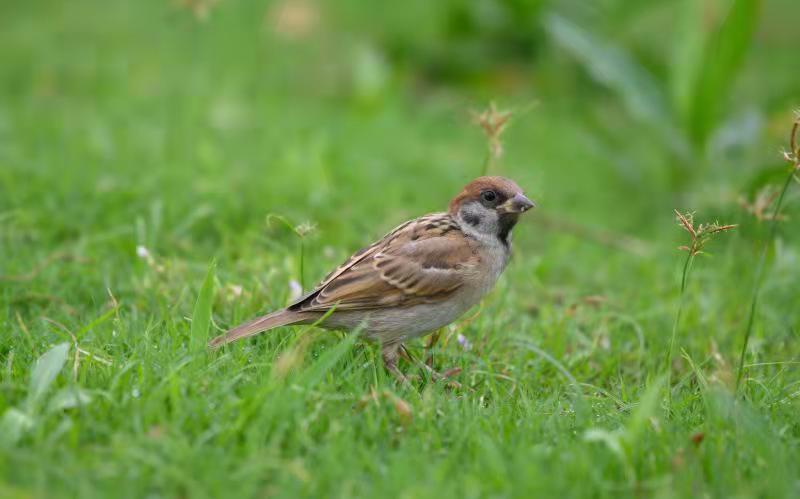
[735,114,799,395]
[472,102,511,177]
[666,250,695,410]
[666,211,736,411]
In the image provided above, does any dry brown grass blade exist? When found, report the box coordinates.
[707,224,738,234]
[674,210,696,238]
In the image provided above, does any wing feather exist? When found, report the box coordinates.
[289,214,477,312]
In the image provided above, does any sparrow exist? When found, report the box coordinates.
[209,176,535,382]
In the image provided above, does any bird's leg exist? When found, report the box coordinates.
[398,344,439,380]
[382,343,410,385]
[399,344,461,385]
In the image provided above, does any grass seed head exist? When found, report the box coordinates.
[268,0,320,40]
[787,110,800,171]
[175,0,220,21]
[386,391,413,427]
[674,210,737,256]
[472,102,513,160]
[738,186,788,222]
[294,221,317,238]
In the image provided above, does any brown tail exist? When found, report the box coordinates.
[208,309,312,349]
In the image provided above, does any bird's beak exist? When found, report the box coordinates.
[500,193,536,214]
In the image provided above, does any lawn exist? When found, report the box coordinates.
[1,0,799,497]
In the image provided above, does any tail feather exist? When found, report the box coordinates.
[208,309,310,349]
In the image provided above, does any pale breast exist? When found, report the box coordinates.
[464,237,510,298]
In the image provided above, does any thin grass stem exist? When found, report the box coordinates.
[735,169,795,395]
[666,251,694,412]
[299,238,305,291]
[480,151,491,177]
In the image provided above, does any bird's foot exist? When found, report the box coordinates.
[399,345,462,388]
[382,344,412,386]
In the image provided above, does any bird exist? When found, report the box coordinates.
[209,176,535,382]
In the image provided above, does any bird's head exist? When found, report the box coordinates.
[448,176,535,244]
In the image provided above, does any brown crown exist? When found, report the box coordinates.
[448,176,524,214]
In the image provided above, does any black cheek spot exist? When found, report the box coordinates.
[463,213,481,227]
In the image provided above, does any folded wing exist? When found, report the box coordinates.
[289,216,478,312]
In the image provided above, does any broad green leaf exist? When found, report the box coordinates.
[28,342,70,406]
[584,428,625,461]
[687,0,760,146]
[670,0,719,123]
[190,258,217,352]
[47,387,93,412]
[0,408,34,447]
[545,13,685,155]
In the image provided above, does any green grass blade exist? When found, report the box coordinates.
[27,342,70,408]
[74,306,119,340]
[190,258,217,352]
[625,377,664,440]
[297,332,358,388]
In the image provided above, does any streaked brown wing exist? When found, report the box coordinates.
[286,219,413,309]
[288,214,477,312]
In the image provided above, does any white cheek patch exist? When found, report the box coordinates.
[458,202,500,241]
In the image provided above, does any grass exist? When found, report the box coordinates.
[665,211,737,411]
[736,118,800,394]
[2,1,800,497]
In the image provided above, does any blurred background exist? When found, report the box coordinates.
[3,0,799,339]
[2,0,799,308]
[2,1,800,495]
[2,0,799,334]
[3,0,799,232]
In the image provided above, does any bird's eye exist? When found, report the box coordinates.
[481,190,497,203]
